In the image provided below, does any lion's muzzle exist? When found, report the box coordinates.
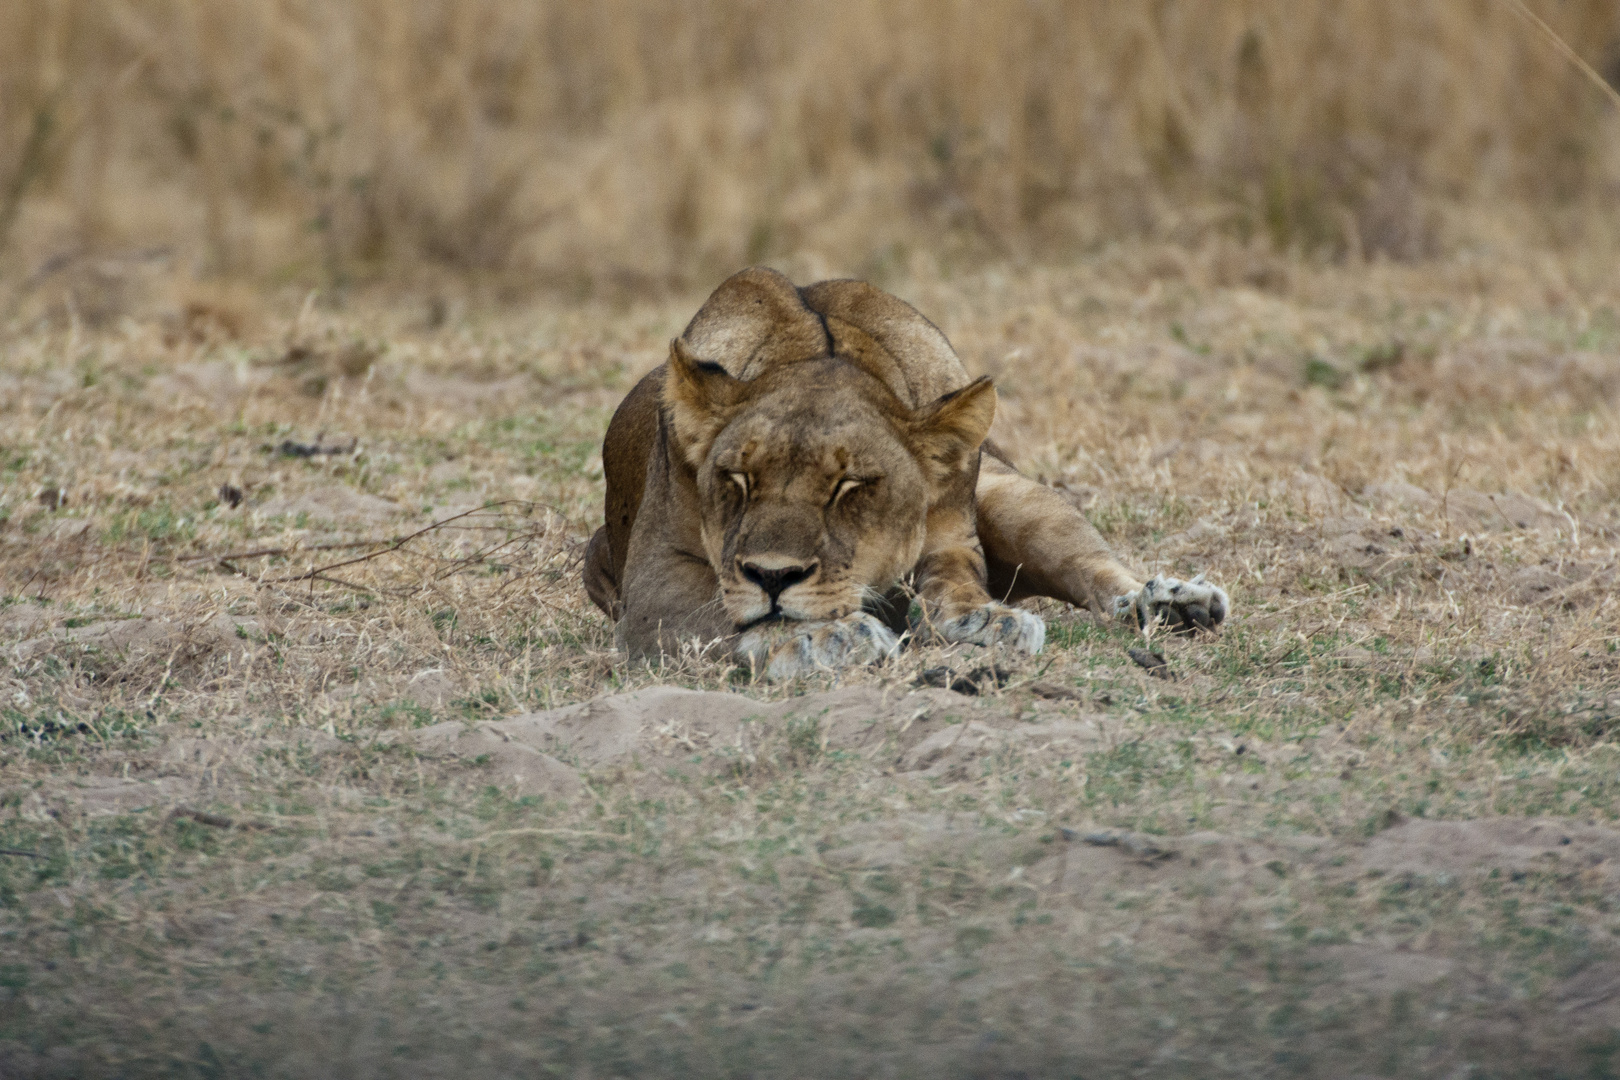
[728,552,825,625]
[740,557,819,609]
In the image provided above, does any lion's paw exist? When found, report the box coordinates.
[932,602,1046,655]
[1114,574,1229,635]
[737,612,901,681]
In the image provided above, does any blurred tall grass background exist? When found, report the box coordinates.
[3,0,1619,293]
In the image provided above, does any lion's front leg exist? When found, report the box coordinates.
[931,600,1046,653]
[1113,575,1230,634]
[909,507,1046,655]
[975,454,1231,635]
[615,550,736,661]
[736,612,901,680]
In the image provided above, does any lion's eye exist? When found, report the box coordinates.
[727,472,750,499]
[829,477,865,508]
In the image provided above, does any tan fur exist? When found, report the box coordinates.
[584,267,1227,675]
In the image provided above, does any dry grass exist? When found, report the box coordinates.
[2,241,1620,1075]
[3,1,1620,291]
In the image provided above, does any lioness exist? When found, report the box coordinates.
[584,268,1228,679]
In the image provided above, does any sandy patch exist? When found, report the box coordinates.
[254,485,405,525]
[403,684,1020,797]
[896,717,1105,778]
[20,774,199,820]
[1358,817,1620,880]
[10,613,259,667]
[1361,482,1572,535]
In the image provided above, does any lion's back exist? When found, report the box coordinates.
[798,278,969,409]
[678,267,970,409]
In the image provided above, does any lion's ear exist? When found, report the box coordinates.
[664,337,745,467]
[909,376,997,491]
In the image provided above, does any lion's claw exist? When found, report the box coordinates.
[929,602,1046,654]
[1114,574,1229,635]
[737,611,901,681]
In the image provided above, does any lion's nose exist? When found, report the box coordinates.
[740,560,818,605]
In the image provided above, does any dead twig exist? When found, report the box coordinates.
[170,806,275,831]
[1500,0,1620,113]
[429,528,562,581]
[175,500,566,569]
[176,539,391,564]
[1128,648,1173,679]
[470,827,618,842]
[1063,827,1175,861]
[259,503,528,585]
[273,503,552,582]
[915,664,1011,695]
[1027,681,1088,701]
[297,571,390,596]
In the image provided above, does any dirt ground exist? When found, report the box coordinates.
[4,245,1620,1077]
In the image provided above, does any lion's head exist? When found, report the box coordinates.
[663,337,996,629]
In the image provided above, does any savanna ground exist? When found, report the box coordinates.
[3,242,1620,1078]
